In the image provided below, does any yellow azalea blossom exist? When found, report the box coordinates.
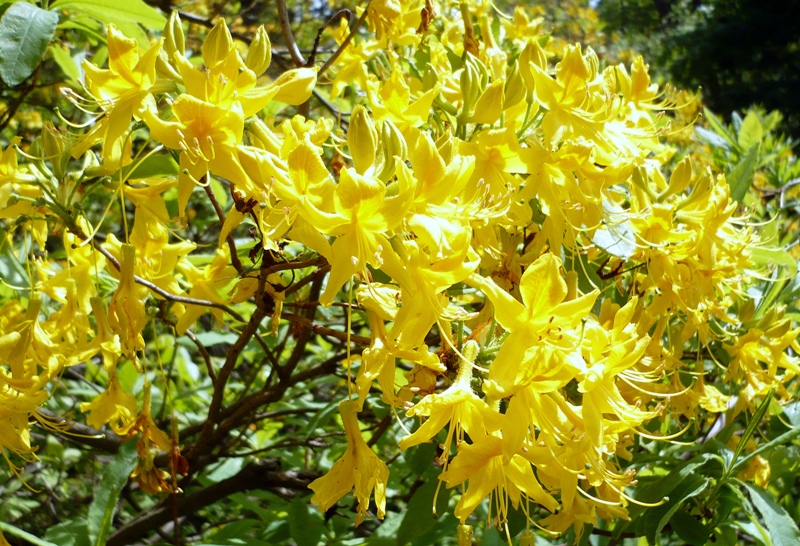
[399,341,503,453]
[440,433,559,524]
[72,25,164,170]
[80,370,138,434]
[318,167,413,306]
[108,244,149,363]
[309,400,389,526]
[467,253,599,401]
[143,95,248,214]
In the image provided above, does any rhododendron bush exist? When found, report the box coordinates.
[1,0,800,545]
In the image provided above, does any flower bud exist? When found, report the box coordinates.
[246,25,272,76]
[470,78,504,125]
[457,524,473,546]
[348,105,378,175]
[42,122,68,180]
[503,60,525,110]
[202,18,233,68]
[377,119,406,180]
[518,39,547,101]
[163,10,185,63]
[459,54,487,122]
[271,67,317,105]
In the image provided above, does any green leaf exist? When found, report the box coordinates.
[0,3,59,86]
[405,443,436,476]
[732,423,800,475]
[727,389,774,476]
[87,438,138,546]
[702,108,738,150]
[50,0,166,29]
[740,482,800,546]
[397,479,448,545]
[0,522,59,546]
[288,498,325,546]
[48,44,79,83]
[643,474,710,545]
[738,110,764,151]
[670,509,711,545]
[44,520,91,546]
[727,143,760,203]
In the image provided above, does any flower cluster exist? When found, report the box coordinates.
[0,0,796,542]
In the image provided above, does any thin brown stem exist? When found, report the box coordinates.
[203,183,244,275]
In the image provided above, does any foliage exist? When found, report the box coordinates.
[0,1,800,545]
[596,0,800,137]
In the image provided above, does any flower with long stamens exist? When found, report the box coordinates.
[71,25,164,170]
[309,400,389,526]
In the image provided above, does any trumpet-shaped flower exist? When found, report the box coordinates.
[72,26,163,170]
[309,400,389,526]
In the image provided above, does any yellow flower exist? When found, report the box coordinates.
[467,253,598,401]
[399,341,502,453]
[318,167,412,306]
[72,25,163,170]
[80,370,137,434]
[108,244,149,364]
[309,400,389,526]
[440,434,558,524]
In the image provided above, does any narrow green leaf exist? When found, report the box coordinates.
[87,438,138,546]
[50,0,166,29]
[48,44,79,83]
[727,143,760,203]
[732,424,800,475]
[728,389,774,476]
[740,482,800,546]
[670,509,712,545]
[703,108,738,150]
[0,3,59,86]
[642,474,710,545]
[738,110,764,151]
[0,522,59,546]
[288,498,324,546]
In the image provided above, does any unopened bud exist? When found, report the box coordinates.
[202,19,233,68]
[457,524,473,546]
[377,119,406,180]
[348,105,378,174]
[470,78,504,125]
[459,54,487,121]
[504,60,525,110]
[246,25,272,76]
[271,67,317,105]
[163,11,185,62]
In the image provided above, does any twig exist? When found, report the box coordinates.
[317,1,372,79]
[281,312,371,345]
[276,0,306,67]
[106,460,311,546]
[203,182,244,275]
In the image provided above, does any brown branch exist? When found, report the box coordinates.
[106,460,313,546]
[276,0,306,66]
[317,1,372,79]
[281,312,370,346]
[203,183,244,275]
[35,409,122,454]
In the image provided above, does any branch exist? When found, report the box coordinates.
[106,459,314,546]
[203,182,244,275]
[277,0,306,66]
[35,409,122,454]
[317,1,372,79]
[281,312,371,345]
